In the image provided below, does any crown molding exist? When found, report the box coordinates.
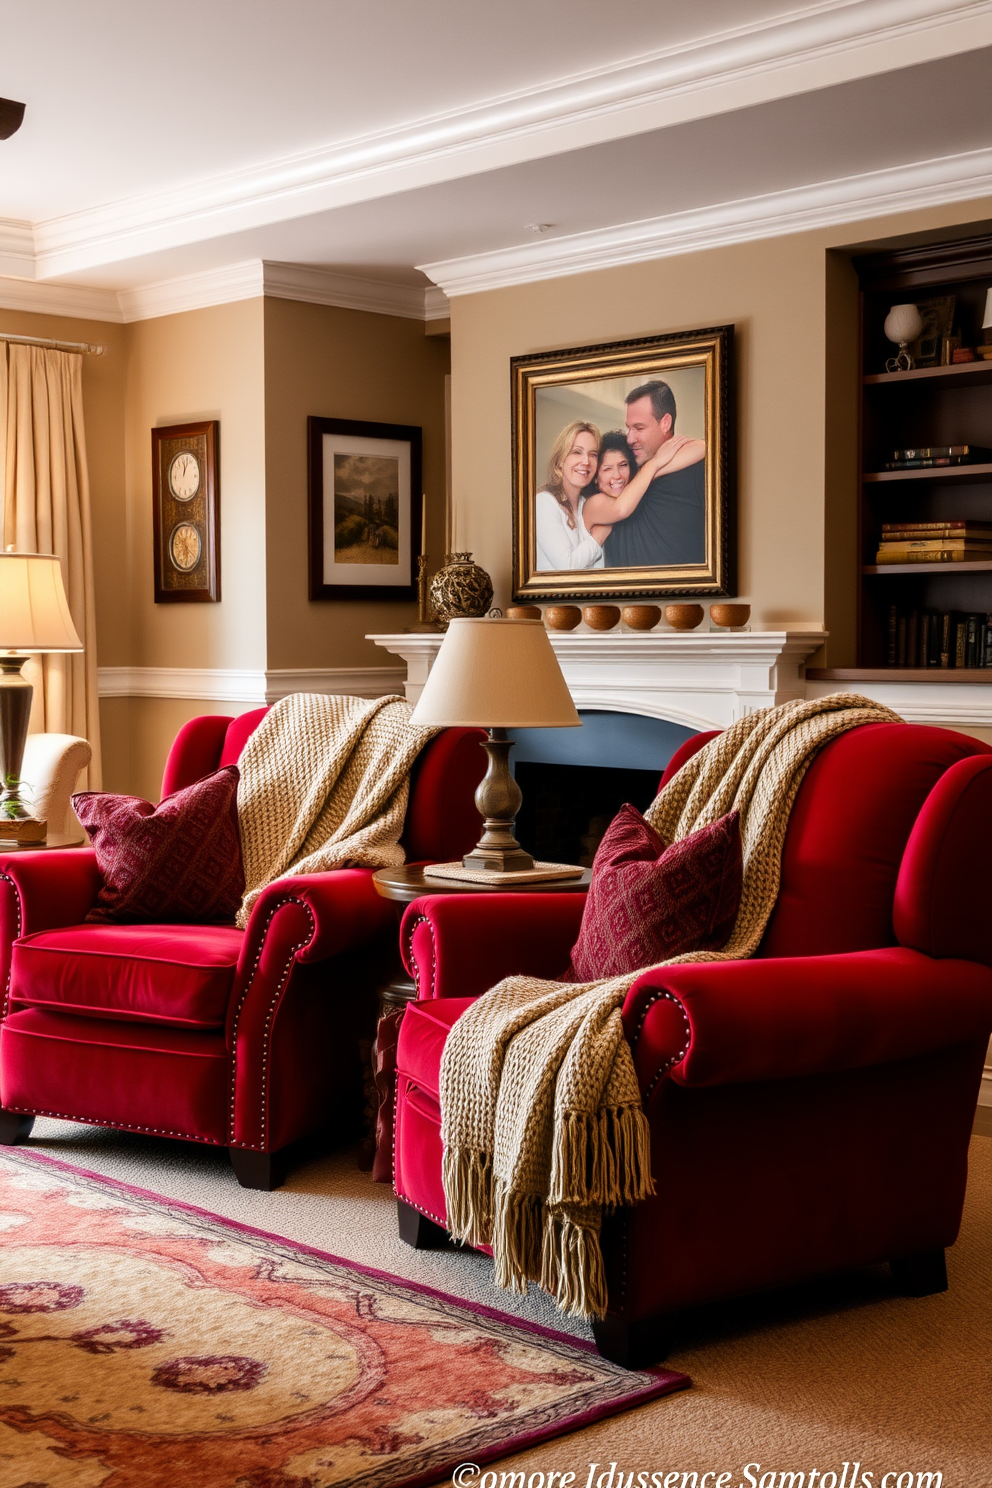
[0,220,34,279]
[0,273,123,322]
[0,259,450,326]
[262,263,447,321]
[117,261,265,322]
[420,146,992,295]
[26,1,992,279]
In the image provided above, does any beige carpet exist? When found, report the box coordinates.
[22,1117,992,1487]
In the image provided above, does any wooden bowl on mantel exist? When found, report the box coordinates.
[544,605,582,631]
[507,605,542,620]
[621,605,661,631]
[709,603,751,628]
[583,605,621,631]
[664,604,704,630]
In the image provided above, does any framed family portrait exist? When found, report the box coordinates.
[308,416,422,601]
[151,420,220,603]
[511,325,735,601]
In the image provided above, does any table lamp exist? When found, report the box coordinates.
[411,617,581,880]
[0,549,83,844]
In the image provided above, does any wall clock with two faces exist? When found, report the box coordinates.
[151,421,220,603]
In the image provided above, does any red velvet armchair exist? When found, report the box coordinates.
[392,721,992,1366]
[0,707,485,1189]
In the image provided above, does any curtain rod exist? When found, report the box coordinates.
[0,331,107,355]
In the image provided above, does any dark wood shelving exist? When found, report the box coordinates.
[864,361,992,389]
[854,234,992,668]
[809,667,992,683]
[863,463,992,484]
[863,561,992,575]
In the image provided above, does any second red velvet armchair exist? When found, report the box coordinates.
[392,722,992,1365]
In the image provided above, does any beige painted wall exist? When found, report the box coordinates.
[263,297,450,669]
[449,195,992,670]
[124,298,266,672]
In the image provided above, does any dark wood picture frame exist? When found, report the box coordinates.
[308,416,422,601]
[151,420,220,603]
[511,326,735,600]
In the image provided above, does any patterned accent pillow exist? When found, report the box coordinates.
[567,803,742,982]
[72,766,244,925]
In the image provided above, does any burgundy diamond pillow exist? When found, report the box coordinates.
[567,803,742,982]
[72,766,244,925]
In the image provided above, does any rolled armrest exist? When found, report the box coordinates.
[237,868,396,971]
[401,892,586,999]
[623,947,992,1095]
[0,848,102,940]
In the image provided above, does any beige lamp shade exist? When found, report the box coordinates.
[411,618,580,728]
[0,551,83,652]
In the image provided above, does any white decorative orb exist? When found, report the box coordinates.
[884,303,923,346]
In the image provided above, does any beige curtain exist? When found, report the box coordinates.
[0,342,102,786]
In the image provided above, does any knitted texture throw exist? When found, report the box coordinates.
[235,693,439,926]
[439,693,903,1319]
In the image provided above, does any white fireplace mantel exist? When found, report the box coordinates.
[368,630,828,732]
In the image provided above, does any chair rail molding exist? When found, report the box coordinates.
[368,630,828,731]
[97,666,406,704]
[805,677,992,726]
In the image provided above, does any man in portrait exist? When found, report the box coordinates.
[602,380,705,568]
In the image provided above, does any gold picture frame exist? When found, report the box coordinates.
[511,326,734,600]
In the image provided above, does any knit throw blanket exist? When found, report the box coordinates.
[235,693,439,926]
[439,693,903,1319]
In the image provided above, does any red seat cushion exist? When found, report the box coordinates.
[10,924,244,1030]
[73,766,244,925]
[396,996,476,1102]
[567,804,742,981]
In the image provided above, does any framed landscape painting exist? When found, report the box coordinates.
[308,416,422,601]
[511,326,734,601]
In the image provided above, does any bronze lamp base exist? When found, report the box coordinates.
[463,727,535,873]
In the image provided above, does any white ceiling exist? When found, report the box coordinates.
[2,0,992,314]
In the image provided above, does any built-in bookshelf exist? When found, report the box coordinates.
[849,234,992,676]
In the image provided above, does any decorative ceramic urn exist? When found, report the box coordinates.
[429,553,494,624]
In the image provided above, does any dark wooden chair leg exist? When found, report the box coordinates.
[0,1110,34,1145]
[592,1312,673,1370]
[397,1199,450,1249]
[890,1247,948,1297]
[229,1146,288,1192]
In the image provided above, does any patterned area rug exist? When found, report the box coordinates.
[0,1150,688,1488]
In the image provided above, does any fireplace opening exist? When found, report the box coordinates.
[515,761,662,867]
[509,710,696,868]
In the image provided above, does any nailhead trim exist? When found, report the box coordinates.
[227,896,315,1148]
[629,988,692,1103]
[1,1103,225,1144]
[393,1074,448,1226]
[0,873,23,1023]
[401,913,434,998]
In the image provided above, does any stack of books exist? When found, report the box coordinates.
[883,445,992,470]
[875,520,992,565]
[886,606,992,669]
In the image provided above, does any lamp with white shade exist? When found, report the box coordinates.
[0,549,83,843]
[411,617,582,881]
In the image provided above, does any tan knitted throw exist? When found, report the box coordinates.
[439,693,903,1319]
[235,692,439,926]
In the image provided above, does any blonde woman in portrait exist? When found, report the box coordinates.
[535,421,604,571]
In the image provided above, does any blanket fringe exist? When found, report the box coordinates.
[550,1104,655,1208]
[442,1146,492,1248]
[492,1181,545,1294]
[540,1211,608,1320]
